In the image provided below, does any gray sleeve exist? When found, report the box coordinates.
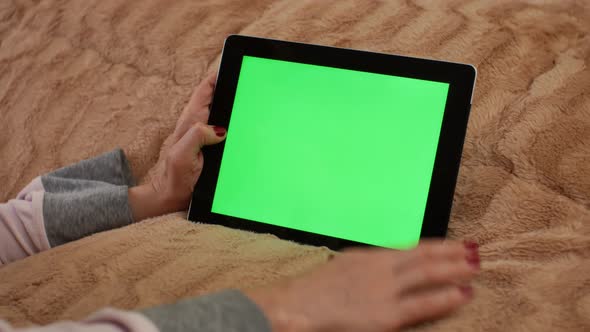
[45,148,136,186]
[40,148,136,247]
[141,290,272,332]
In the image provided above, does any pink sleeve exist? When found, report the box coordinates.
[0,177,50,266]
[0,308,159,332]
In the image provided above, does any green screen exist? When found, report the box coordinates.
[211,56,449,249]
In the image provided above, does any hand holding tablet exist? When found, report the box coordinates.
[188,35,476,250]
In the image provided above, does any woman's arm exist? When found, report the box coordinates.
[0,149,137,265]
[0,123,225,266]
[0,290,271,332]
[0,74,221,266]
[0,308,158,332]
[0,241,479,332]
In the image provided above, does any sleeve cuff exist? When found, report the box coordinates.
[46,148,136,187]
[140,290,272,332]
[43,185,134,247]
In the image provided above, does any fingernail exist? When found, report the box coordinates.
[213,126,226,137]
[459,285,473,298]
[464,240,479,251]
[466,254,480,270]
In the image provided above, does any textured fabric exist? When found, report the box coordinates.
[0,309,158,332]
[142,290,272,332]
[0,215,331,327]
[1,1,590,331]
[0,177,49,266]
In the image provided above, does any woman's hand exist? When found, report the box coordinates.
[246,240,480,332]
[129,74,226,221]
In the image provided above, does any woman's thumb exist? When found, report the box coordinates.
[176,123,227,154]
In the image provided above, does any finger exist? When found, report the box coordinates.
[204,71,217,87]
[176,123,227,155]
[180,74,217,125]
[394,240,474,273]
[395,256,479,294]
[395,284,473,328]
[192,73,217,107]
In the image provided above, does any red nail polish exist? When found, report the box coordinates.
[464,241,480,266]
[213,126,226,137]
[459,285,473,298]
[464,241,479,250]
[466,255,480,270]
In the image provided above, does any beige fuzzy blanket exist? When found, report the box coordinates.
[1,0,590,330]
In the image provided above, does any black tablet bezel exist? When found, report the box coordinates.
[188,35,476,250]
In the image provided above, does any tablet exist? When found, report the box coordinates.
[188,35,476,250]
